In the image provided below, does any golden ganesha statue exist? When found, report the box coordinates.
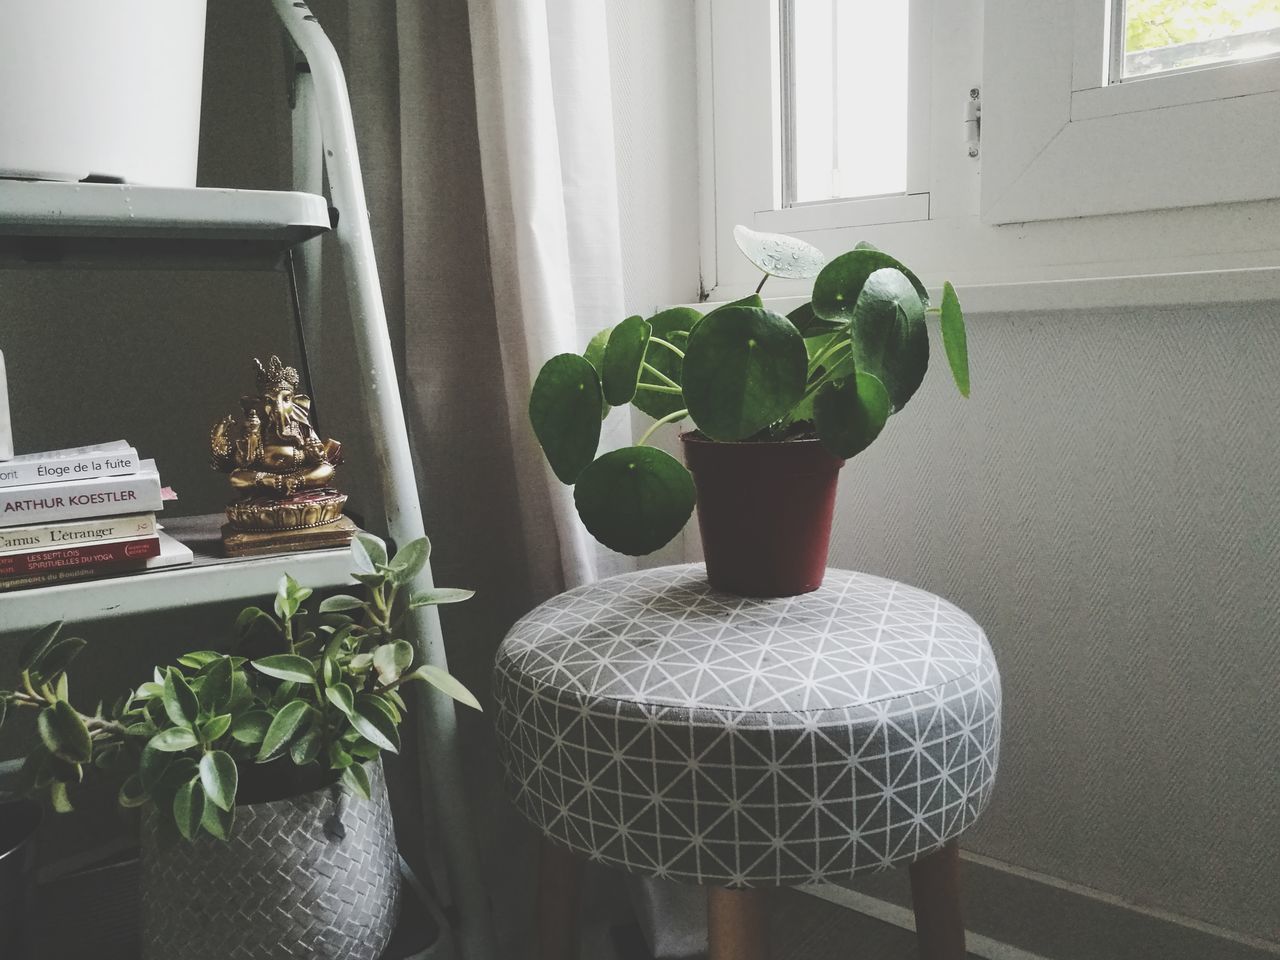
[210,356,355,555]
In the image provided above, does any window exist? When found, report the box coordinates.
[782,0,910,204]
[1114,0,1280,81]
[981,0,1280,224]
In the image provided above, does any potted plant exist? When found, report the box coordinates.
[529,226,970,597]
[0,0,208,186]
[0,533,479,960]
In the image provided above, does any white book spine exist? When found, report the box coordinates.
[0,513,158,555]
[0,461,163,527]
[0,441,139,488]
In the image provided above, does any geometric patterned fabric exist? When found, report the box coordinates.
[493,565,1001,887]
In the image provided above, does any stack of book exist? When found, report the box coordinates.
[0,441,192,591]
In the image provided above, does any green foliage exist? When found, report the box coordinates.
[1124,0,1279,53]
[0,536,479,840]
[527,227,970,556]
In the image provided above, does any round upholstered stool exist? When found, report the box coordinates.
[493,564,1001,960]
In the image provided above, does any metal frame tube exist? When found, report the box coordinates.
[272,5,497,960]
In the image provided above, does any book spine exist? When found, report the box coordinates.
[0,560,149,592]
[0,473,163,528]
[0,447,139,489]
[0,537,161,577]
[0,514,158,555]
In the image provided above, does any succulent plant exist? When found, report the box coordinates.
[0,533,478,840]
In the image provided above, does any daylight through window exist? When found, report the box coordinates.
[1114,0,1280,80]
[782,0,910,205]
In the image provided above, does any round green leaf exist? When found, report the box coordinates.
[199,750,238,812]
[849,268,929,411]
[573,447,696,556]
[632,307,700,420]
[602,314,652,406]
[38,701,92,764]
[529,353,604,484]
[198,714,233,744]
[257,700,312,761]
[811,248,930,321]
[118,775,148,809]
[733,224,826,279]
[814,372,892,459]
[682,306,808,440]
[939,280,970,398]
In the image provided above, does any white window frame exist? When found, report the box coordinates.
[982,0,1280,225]
[699,0,939,297]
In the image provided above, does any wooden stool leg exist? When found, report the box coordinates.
[909,841,967,960]
[536,838,585,960]
[707,886,770,960]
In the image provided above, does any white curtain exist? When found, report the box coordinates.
[467,0,634,594]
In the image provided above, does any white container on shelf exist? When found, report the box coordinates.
[0,0,208,187]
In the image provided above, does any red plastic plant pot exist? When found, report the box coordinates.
[681,432,845,597]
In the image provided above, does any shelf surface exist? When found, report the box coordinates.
[0,514,356,632]
[0,179,330,269]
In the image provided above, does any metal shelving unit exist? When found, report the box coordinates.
[0,3,497,959]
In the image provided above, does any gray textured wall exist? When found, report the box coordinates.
[827,302,1280,940]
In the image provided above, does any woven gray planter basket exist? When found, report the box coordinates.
[140,760,400,960]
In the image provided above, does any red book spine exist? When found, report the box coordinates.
[0,536,161,578]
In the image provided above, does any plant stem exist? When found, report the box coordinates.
[807,339,851,378]
[755,273,768,295]
[635,383,683,395]
[649,337,685,360]
[641,362,679,388]
[637,409,689,447]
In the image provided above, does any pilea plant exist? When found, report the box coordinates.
[0,534,478,840]
[529,226,971,556]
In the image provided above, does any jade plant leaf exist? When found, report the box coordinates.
[939,280,970,398]
[410,664,483,711]
[811,247,930,322]
[632,307,700,421]
[251,655,316,685]
[199,750,237,812]
[352,695,400,754]
[529,353,604,484]
[682,306,808,440]
[38,701,92,764]
[19,621,61,672]
[602,314,652,406]
[573,447,696,556]
[257,700,312,761]
[162,669,200,728]
[173,779,203,841]
[734,224,826,279]
[814,372,891,459]
[849,268,929,412]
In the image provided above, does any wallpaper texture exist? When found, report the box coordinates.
[822,302,1280,940]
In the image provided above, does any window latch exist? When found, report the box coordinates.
[965,87,981,159]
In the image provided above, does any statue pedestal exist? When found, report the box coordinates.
[222,514,357,558]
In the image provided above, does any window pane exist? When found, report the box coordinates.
[1118,0,1280,80]
[785,0,910,204]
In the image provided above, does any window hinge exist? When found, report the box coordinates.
[965,87,981,158]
